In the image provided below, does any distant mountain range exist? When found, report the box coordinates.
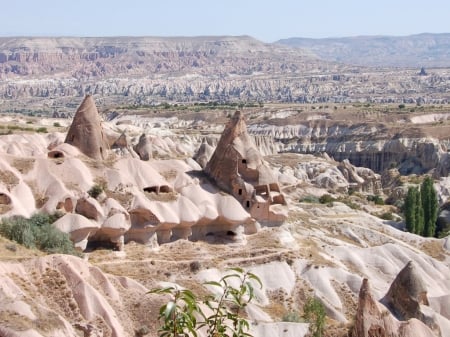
[0,35,449,108]
[277,33,450,67]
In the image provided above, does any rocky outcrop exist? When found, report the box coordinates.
[249,122,448,175]
[65,95,109,160]
[352,278,437,337]
[0,254,153,337]
[337,159,382,194]
[205,111,287,224]
[381,261,429,321]
[193,138,215,169]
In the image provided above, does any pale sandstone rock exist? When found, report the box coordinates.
[65,95,109,160]
[205,111,287,224]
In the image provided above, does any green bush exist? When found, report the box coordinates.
[319,194,335,204]
[149,267,261,337]
[378,212,394,221]
[367,195,384,205]
[0,213,79,255]
[53,122,61,127]
[303,297,326,337]
[36,127,48,133]
[88,184,104,199]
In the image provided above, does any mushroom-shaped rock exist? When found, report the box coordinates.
[75,197,104,221]
[381,261,429,321]
[65,95,109,160]
[53,213,100,251]
[90,213,130,250]
[205,111,287,223]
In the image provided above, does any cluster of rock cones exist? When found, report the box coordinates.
[50,95,287,250]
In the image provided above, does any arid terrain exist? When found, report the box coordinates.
[0,35,449,337]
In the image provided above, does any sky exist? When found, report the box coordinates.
[2,0,450,42]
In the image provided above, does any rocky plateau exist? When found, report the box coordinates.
[0,35,450,116]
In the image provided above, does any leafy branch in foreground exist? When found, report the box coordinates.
[149,267,262,337]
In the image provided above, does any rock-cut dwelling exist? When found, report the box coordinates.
[205,111,287,224]
[64,95,109,160]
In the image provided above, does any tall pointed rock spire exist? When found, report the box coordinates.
[205,111,287,223]
[65,95,109,160]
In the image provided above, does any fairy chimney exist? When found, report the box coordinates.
[65,95,109,160]
[381,261,429,321]
[205,111,287,223]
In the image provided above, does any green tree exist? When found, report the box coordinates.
[149,268,261,337]
[415,189,424,235]
[421,176,438,237]
[404,187,418,233]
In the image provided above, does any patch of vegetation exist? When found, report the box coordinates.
[87,184,104,199]
[303,297,326,337]
[53,122,61,127]
[36,127,48,133]
[149,267,261,337]
[300,195,320,203]
[319,194,336,204]
[0,213,80,255]
[403,176,438,237]
[282,311,303,323]
[377,212,394,221]
[367,194,384,205]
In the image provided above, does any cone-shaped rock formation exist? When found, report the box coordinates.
[381,261,429,321]
[352,278,436,337]
[205,111,287,223]
[65,95,109,160]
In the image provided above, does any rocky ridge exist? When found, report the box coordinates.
[277,33,450,67]
[1,36,450,111]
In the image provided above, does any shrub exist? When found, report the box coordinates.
[300,195,320,203]
[88,184,104,199]
[0,213,79,255]
[367,195,384,205]
[149,267,261,337]
[303,297,326,337]
[319,194,335,204]
[189,261,201,272]
[36,127,48,133]
[378,212,394,221]
[53,122,61,127]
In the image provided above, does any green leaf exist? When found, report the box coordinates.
[204,281,222,288]
[148,286,175,294]
[164,301,176,320]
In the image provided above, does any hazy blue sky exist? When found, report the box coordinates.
[2,0,449,41]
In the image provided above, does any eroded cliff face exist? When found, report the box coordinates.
[249,121,449,175]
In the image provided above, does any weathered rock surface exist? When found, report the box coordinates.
[381,261,429,321]
[1,36,449,109]
[205,111,287,224]
[64,95,109,160]
[249,121,450,175]
[0,254,152,337]
[352,278,437,337]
